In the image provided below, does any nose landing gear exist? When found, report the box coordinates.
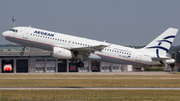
[20,47,25,56]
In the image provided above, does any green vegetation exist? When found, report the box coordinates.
[1,74,180,100]
[1,90,180,101]
[144,67,164,71]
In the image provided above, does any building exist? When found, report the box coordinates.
[0,47,132,73]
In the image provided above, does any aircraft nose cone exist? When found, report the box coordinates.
[2,31,7,39]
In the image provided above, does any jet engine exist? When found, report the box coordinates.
[51,47,73,59]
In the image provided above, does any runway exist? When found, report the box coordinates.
[1,87,180,90]
[1,78,180,79]
[0,72,174,75]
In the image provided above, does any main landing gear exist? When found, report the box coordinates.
[76,58,84,68]
[20,47,25,56]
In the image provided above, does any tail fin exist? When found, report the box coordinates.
[143,28,178,56]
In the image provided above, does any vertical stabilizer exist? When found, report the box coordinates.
[143,28,178,57]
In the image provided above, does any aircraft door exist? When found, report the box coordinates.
[23,28,29,39]
[136,51,142,62]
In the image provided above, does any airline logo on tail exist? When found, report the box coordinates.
[146,35,175,54]
[142,28,178,64]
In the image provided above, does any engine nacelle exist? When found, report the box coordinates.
[51,47,73,59]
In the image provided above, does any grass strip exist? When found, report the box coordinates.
[1,79,180,87]
[1,90,180,101]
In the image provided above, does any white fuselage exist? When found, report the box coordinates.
[2,27,175,65]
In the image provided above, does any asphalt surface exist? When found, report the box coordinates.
[1,87,180,90]
[1,78,180,79]
[0,72,174,75]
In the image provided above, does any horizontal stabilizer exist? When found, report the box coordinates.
[151,57,171,61]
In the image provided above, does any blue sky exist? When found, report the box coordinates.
[1,0,180,46]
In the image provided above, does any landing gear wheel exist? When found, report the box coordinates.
[20,52,24,56]
[77,62,84,68]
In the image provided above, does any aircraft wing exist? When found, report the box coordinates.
[70,44,110,53]
[53,42,110,55]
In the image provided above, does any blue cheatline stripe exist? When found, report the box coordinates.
[163,35,175,39]
[147,46,169,52]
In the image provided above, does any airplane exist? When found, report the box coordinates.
[2,26,178,67]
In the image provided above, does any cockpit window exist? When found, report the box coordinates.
[9,29,18,32]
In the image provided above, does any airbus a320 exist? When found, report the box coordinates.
[2,26,178,67]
